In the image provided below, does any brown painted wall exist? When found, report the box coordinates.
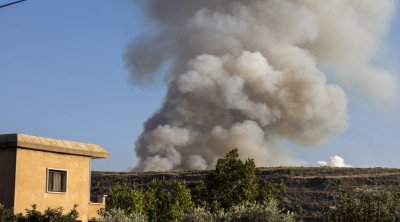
[13,149,93,222]
[0,148,16,208]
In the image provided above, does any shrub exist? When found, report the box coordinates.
[97,208,147,222]
[106,180,194,222]
[223,200,295,222]
[0,204,15,221]
[9,204,79,222]
[324,188,398,222]
[257,181,285,203]
[184,200,294,222]
[42,205,79,222]
[183,207,214,222]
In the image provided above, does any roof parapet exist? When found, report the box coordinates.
[0,133,109,159]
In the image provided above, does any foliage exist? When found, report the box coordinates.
[102,149,292,221]
[106,182,144,214]
[257,181,286,203]
[189,180,208,207]
[20,204,79,222]
[205,148,284,210]
[106,180,194,222]
[324,188,399,222]
[0,204,15,222]
[205,148,258,210]
[144,180,194,222]
[184,200,294,222]
[222,200,295,222]
[97,208,147,222]
[183,207,214,222]
[0,204,79,222]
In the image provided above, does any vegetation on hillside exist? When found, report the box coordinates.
[3,149,400,221]
[90,150,400,221]
[98,148,293,222]
[324,188,400,222]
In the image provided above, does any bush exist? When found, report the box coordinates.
[97,208,147,222]
[324,188,399,222]
[106,180,194,222]
[183,207,214,222]
[223,200,295,222]
[257,181,285,203]
[0,204,80,222]
[184,201,294,222]
[0,204,15,221]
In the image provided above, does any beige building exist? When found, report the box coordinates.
[0,133,109,222]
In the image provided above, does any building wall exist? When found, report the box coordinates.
[88,203,104,220]
[13,148,93,222]
[0,148,16,208]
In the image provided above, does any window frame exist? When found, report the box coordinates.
[46,168,68,194]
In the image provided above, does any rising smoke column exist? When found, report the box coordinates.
[126,0,398,171]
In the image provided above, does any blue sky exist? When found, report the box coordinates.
[0,0,399,171]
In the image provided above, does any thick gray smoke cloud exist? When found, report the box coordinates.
[126,0,398,171]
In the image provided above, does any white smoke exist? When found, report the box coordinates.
[318,155,352,168]
[126,0,398,171]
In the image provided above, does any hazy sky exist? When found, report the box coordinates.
[1,0,399,171]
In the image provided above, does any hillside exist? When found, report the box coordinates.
[91,167,400,221]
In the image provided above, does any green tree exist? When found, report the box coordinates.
[144,180,194,222]
[205,148,259,210]
[170,182,195,220]
[106,182,145,214]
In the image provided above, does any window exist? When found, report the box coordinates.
[47,169,67,193]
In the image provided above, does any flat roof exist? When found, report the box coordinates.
[0,133,109,159]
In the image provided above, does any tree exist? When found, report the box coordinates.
[106,182,144,214]
[205,148,259,210]
[104,149,289,221]
[144,180,194,222]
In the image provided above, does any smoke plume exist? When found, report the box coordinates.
[126,0,398,171]
[318,155,351,168]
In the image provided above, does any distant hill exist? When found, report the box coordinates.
[91,167,400,221]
